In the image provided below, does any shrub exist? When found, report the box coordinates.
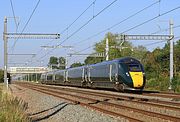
[0,85,30,122]
[172,76,180,93]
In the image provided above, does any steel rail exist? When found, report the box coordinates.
[20,84,141,122]
[17,83,180,122]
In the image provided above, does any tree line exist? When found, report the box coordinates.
[48,32,179,92]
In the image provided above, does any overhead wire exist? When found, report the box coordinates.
[72,0,160,46]
[60,0,97,35]
[32,1,180,66]
[37,0,119,60]
[11,0,41,52]
[75,5,180,55]
[151,24,180,34]
[57,0,118,46]
[9,0,18,29]
[121,6,180,34]
[24,0,98,66]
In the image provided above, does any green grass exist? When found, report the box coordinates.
[0,84,30,122]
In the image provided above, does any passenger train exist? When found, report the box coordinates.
[40,57,146,91]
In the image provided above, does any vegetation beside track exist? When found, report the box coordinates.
[47,33,180,93]
[0,84,30,122]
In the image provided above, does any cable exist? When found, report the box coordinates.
[9,0,18,29]
[122,6,180,34]
[73,0,160,45]
[37,0,118,61]
[62,1,180,57]
[24,0,98,65]
[144,40,166,47]
[76,36,180,55]
[74,45,94,54]
[60,0,97,35]
[11,0,41,52]
[57,0,118,46]
[151,25,180,35]
[32,2,180,65]
[71,0,161,53]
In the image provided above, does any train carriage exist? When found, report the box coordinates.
[40,57,146,91]
[66,66,86,86]
[54,70,66,84]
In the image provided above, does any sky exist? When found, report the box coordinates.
[0,0,180,68]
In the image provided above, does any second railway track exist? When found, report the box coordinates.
[16,82,180,122]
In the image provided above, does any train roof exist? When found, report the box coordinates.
[116,57,141,63]
[89,57,141,67]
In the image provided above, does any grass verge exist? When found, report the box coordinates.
[0,84,30,122]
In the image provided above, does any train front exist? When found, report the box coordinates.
[118,57,146,90]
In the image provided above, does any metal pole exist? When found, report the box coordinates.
[169,19,174,90]
[106,38,109,61]
[28,74,29,82]
[65,56,68,69]
[36,73,37,82]
[3,17,8,89]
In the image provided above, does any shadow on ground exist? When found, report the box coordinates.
[29,102,70,122]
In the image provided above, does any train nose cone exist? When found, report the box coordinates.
[129,72,143,88]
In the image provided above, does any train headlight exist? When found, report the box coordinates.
[126,72,130,76]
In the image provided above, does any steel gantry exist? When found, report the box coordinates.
[68,52,105,58]
[3,16,60,89]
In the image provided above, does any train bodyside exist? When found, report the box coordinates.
[65,66,86,86]
[54,70,66,84]
[86,61,118,89]
[40,57,146,91]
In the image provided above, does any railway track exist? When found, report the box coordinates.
[141,91,180,99]
[15,82,180,122]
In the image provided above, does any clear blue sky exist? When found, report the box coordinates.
[0,0,180,68]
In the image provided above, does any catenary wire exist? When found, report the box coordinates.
[72,0,160,46]
[121,6,180,34]
[57,0,118,46]
[9,0,18,29]
[11,0,41,52]
[60,0,97,35]
[23,0,98,66]
[37,0,118,60]
[72,6,180,55]
[32,2,180,66]
[151,25,180,35]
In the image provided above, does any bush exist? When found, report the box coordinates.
[172,76,180,93]
[145,76,169,91]
[0,85,30,122]
[0,70,3,83]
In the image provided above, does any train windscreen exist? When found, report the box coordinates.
[128,64,142,72]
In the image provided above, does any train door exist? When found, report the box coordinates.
[65,70,69,82]
[81,67,87,87]
[110,63,118,82]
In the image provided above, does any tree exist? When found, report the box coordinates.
[0,69,4,83]
[58,57,66,69]
[84,32,133,64]
[174,40,180,76]
[70,62,84,68]
[48,56,58,69]
[84,56,104,65]
[48,56,66,69]
[132,45,147,61]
